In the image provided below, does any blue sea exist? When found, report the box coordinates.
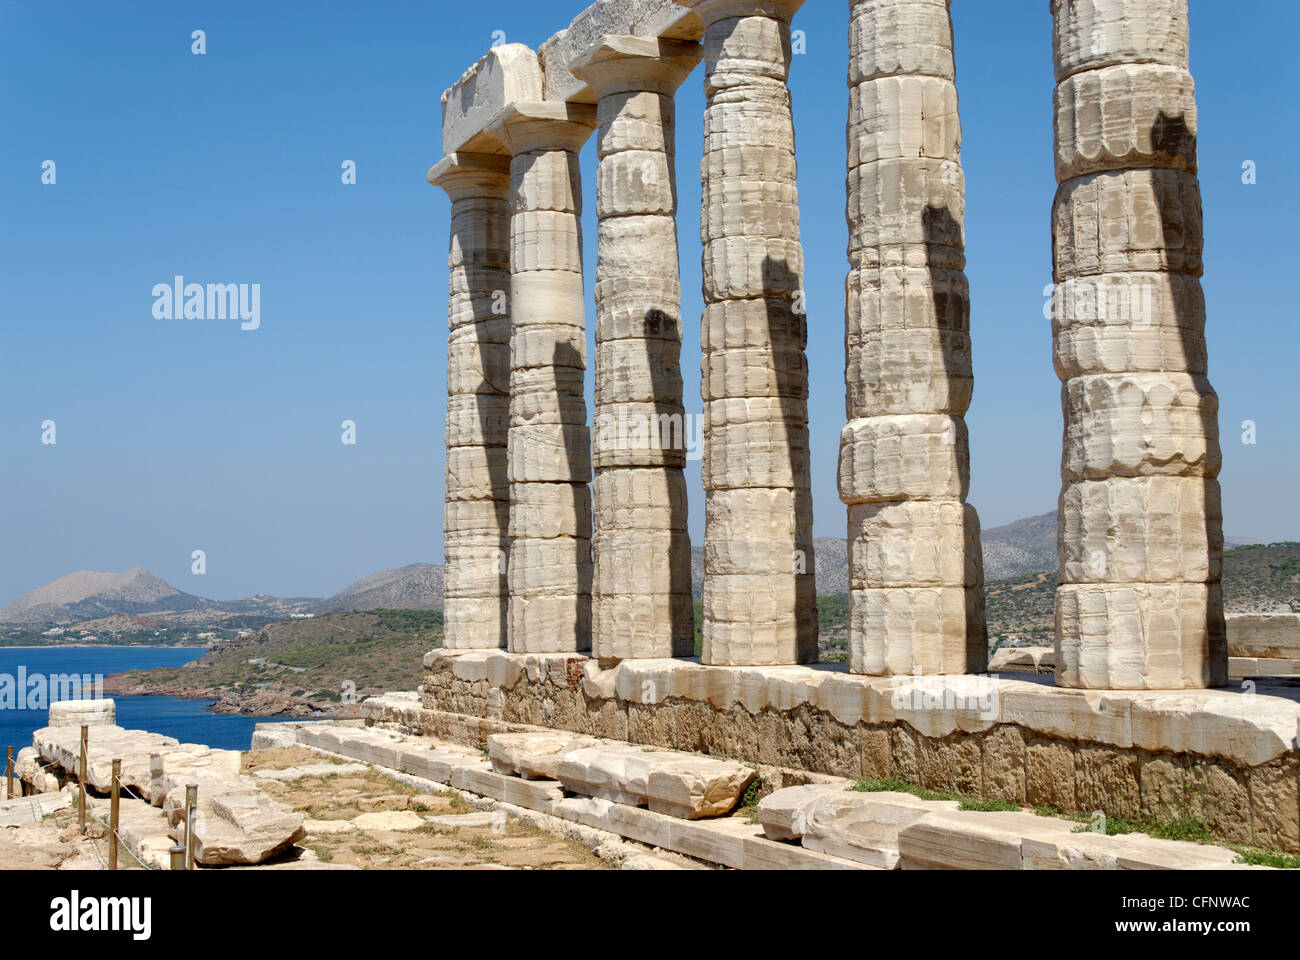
[0,647,299,753]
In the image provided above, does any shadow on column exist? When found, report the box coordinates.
[922,202,986,672]
[644,305,694,657]
[1150,112,1225,687]
[762,255,817,664]
[554,339,593,652]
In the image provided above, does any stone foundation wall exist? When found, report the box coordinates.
[417,649,1300,853]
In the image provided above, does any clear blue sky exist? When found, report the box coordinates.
[2,0,1296,604]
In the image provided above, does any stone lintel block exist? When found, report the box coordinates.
[679,0,805,28]
[1058,477,1222,583]
[1061,373,1220,481]
[848,0,955,84]
[1226,614,1300,660]
[489,101,598,156]
[1055,63,1197,182]
[570,35,702,99]
[1050,0,1189,82]
[838,414,970,504]
[539,1,704,105]
[1055,582,1228,690]
[441,44,543,155]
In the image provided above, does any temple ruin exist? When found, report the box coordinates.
[418,0,1300,857]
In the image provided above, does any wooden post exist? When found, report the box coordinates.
[109,758,121,871]
[5,746,13,800]
[78,725,88,831]
[184,784,198,870]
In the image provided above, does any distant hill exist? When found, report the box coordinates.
[312,563,445,614]
[0,568,317,627]
[983,541,1300,646]
[980,511,1058,581]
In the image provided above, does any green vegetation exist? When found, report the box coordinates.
[1234,848,1300,869]
[741,772,763,809]
[109,609,442,706]
[1070,813,1213,843]
[849,777,1018,812]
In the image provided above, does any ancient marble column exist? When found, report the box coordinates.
[490,103,599,654]
[429,152,513,650]
[570,37,702,662]
[1050,0,1226,688]
[679,0,817,666]
[838,0,986,676]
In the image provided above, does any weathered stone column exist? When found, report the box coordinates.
[491,103,598,654]
[1050,0,1226,688]
[838,0,985,676]
[679,0,816,666]
[570,37,702,662]
[429,152,513,650]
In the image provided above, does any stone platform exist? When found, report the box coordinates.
[409,650,1300,853]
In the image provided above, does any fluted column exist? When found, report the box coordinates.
[839,0,985,676]
[491,103,599,654]
[1050,0,1226,688]
[570,37,703,662]
[677,0,816,666]
[429,153,512,650]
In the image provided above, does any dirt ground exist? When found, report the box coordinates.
[244,747,608,870]
[0,746,608,871]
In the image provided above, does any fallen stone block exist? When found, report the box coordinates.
[756,783,851,841]
[897,810,1080,870]
[1226,614,1300,660]
[802,792,961,869]
[988,646,1055,673]
[487,731,601,780]
[1021,830,1264,870]
[556,746,755,820]
[250,726,301,749]
[49,698,116,727]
